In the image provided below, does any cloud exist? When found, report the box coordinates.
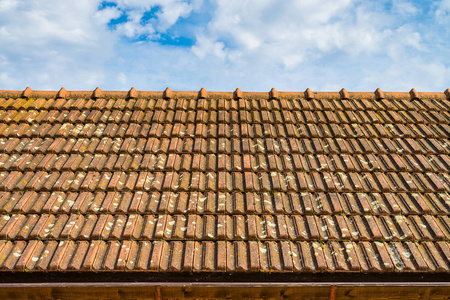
[197,1,424,65]
[184,0,449,91]
[191,35,227,59]
[0,0,449,92]
[0,0,116,89]
[118,72,127,85]
[435,0,450,26]
[114,9,156,38]
[391,0,419,16]
[107,0,202,38]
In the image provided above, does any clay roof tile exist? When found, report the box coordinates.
[198,88,208,99]
[0,87,447,277]
[127,87,138,99]
[269,88,279,99]
[444,88,450,100]
[304,88,314,99]
[233,88,243,100]
[163,87,173,99]
[22,87,32,98]
[56,87,67,99]
[374,88,384,100]
[339,88,349,100]
[92,87,103,99]
[409,88,419,100]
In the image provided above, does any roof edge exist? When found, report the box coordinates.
[0,282,448,300]
[0,90,447,100]
[1,282,449,288]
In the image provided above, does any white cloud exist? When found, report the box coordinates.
[94,7,122,25]
[118,72,127,86]
[183,0,449,91]
[435,0,450,26]
[196,1,422,66]
[191,35,227,59]
[115,10,156,38]
[0,0,18,12]
[391,0,419,16]
[155,1,193,31]
[0,0,449,92]
[0,0,115,89]
[109,0,201,38]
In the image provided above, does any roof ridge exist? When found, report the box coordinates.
[0,89,448,100]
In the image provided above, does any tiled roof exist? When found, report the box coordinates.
[0,87,448,275]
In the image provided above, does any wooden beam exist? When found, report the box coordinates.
[0,284,448,300]
[329,285,337,300]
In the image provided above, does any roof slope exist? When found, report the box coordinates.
[0,88,448,275]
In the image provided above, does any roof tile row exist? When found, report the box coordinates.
[0,213,448,242]
[1,109,449,125]
[0,239,447,272]
[0,170,448,193]
[1,191,448,215]
[0,137,449,156]
[1,97,449,112]
[0,123,448,139]
[1,153,448,173]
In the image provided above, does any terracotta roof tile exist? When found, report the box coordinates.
[0,89,448,274]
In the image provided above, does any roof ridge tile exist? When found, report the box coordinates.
[56,87,67,99]
[444,89,450,100]
[304,88,314,99]
[233,88,243,100]
[409,88,419,100]
[374,88,384,100]
[163,87,173,99]
[127,87,138,99]
[198,88,207,99]
[22,87,32,98]
[269,88,279,100]
[92,87,103,99]
[339,88,349,100]
[0,90,448,100]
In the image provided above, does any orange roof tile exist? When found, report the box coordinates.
[0,88,448,277]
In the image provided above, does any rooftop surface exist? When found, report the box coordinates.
[0,87,448,280]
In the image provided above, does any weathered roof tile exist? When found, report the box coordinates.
[0,89,447,274]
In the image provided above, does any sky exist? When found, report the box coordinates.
[0,0,449,92]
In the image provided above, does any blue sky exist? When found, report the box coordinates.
[0,0,449,92]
